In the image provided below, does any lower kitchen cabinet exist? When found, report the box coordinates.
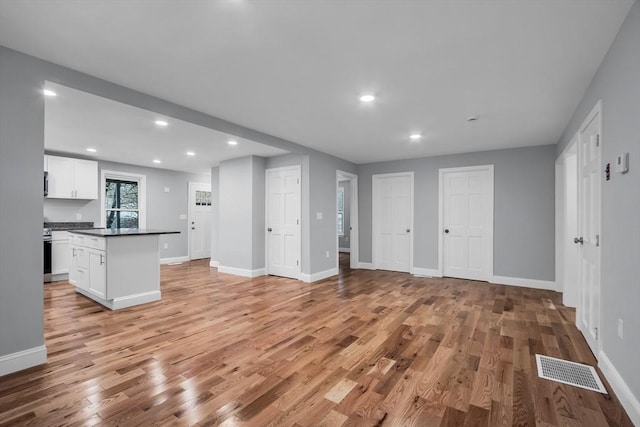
[68,231,164,310]
[88,249,106,299]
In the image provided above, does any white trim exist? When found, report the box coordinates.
[100,170,147,229]
[372,172,414,274]
[413,267,441,278]
[358,262,375,270]
[301,267,338,283]
[75,288,161,310]
[598,350,640,427]
[336,170,359,271]
[265,165,302,280]
[490,275,556,291]
[218,265,266,278]
[160,256,189,265]
[209,260,219,268]
[0,345,47,377]
[438,164,494,280]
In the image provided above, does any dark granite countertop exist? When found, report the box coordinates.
[68,228,180,237]
[44,221,95,231]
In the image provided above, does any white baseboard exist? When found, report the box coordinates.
[160,256,189,265]
[218,265,266,278]
[339,247,351,253]
[598,350,640,427]
[413,267,441,278]
[76,288,161,310]
[491,275,556,291]
[0,345,47,377]
[358,262,374,270]
[209,260,219,268]
[301,267,338,283]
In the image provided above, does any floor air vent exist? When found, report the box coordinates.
[536,354,607,393]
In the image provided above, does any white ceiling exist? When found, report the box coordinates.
[0,1,635,164]
[44,82,287,175]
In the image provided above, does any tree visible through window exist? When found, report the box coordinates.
[105,179,139,229]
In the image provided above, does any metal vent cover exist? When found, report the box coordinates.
[536,354,607,393]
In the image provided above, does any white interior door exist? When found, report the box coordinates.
[440,166,493,281]
[266,166,301,279]
[577,103,601,354]
[373,173,413,273]
[189,182,211,260]
[557,139,579,308]
[336,171,359,271]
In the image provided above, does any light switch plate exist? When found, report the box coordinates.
[179,214,187,220]
[615,153,629,173]
[316,212,323,220]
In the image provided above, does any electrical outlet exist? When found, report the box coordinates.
[164,187,170,193]
[618,318,623,339]
[164,243,169,249]
[325,250,330,258]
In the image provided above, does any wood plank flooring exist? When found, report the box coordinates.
[0,254,633,426]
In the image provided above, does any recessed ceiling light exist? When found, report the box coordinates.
[409,133,422,141]
[86,148,97,153]
[43,89,57,97]
[467,115,479,122]
[186,151,195,156]
[359,94,375,103]
[228,140,238,146]
[155,120,168,126]
[153,159,162,164]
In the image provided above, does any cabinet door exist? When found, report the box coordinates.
[74,159,98,199]
[51,240,69,274]
[89,250,107,299]
[46,156,74,198]
[69,246,89,290]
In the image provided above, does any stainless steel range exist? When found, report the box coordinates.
[43,228,52,283]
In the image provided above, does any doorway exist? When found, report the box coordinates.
[265,165,301,280]
[372,172,413,273]
[336,170,359,270]
[188,182,212,260]
[556,136,579,308]
[438,165,494,281]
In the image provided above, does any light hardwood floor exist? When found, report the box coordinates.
[0,254,633,426]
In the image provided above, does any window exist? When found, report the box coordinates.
[101,171,146,230]
[337,187,344,236]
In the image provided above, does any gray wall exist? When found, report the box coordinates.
[557,1,640,403]
[338,181,351,250]
[218,156,266,271]
[0,47,45,358]
[43,158,209,259]
[210,166,220,264]
[358,144,556,281]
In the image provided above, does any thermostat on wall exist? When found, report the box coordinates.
[615,153,629,174]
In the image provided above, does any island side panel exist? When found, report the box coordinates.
[106,235,160,300]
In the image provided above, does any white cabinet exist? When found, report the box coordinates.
[45,155,98,200]
[50,231,70,277]
[69,244,89,291]
[88,249,107,299]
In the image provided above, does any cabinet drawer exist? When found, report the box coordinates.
[72,246,89,269]
[51,231,69,241]
[69,266,88,291]
[70,234,106,250]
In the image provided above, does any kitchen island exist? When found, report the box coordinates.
[68,228,179,310]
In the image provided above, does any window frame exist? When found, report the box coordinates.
[100,170,147,229]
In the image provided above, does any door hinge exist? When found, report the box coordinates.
[296,260,299,266]
[595,327,598,340]
[297,219,299,225]
[595,234,600,247]
[297,178,299,184]
[592,134,600,147]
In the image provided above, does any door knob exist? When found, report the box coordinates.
[444,229,450,234]
[191,227,195,230]
[267,227,272,232]
[406,229,411,233]
[574,237,584,244]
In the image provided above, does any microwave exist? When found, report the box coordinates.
[44,171,48,197]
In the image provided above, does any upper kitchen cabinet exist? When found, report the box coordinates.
[45,155,98,200]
